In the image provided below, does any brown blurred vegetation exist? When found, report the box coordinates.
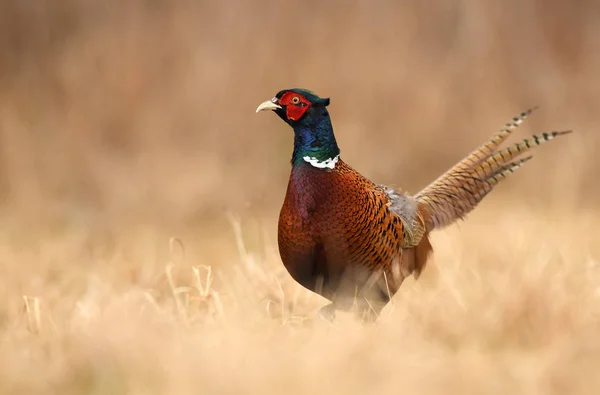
[1,2,600,394]
[0,0,597,232]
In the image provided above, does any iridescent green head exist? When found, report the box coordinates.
[256,88,340,168]
[256,88,330,126]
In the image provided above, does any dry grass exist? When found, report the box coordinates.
[1,207,600,394]
[1,1,600,394]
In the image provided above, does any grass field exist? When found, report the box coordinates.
[2,207,600,394]
[1,1,599,394]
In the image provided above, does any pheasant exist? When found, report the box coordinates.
[256,88,571,321]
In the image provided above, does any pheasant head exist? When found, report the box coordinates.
[256,88,340,168]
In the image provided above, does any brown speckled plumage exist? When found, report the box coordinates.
[278,159,432,316]
[257,89,571,321]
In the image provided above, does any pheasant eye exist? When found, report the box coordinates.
[291,96,300,104]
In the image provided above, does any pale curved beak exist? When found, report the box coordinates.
[256,98,282,113]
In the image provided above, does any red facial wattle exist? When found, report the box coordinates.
[279,92,311,121]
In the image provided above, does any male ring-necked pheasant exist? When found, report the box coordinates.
[256,88,571,321]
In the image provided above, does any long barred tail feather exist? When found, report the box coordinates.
[414,108,571,231]
[419,108,537,193]
[461,155,534,207]
[471,130,571,180]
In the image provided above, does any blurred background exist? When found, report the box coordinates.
[2,3,600,393]
[0,0,597,247]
